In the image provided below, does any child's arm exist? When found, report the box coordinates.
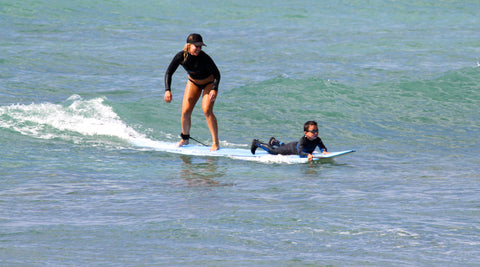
[318,138,329,154]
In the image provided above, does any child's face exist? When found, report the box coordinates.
[304,125,319,141]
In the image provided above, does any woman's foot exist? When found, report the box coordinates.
[210,143,219,151]
[177,139,189,147]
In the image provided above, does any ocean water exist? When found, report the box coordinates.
[1,0,479,265]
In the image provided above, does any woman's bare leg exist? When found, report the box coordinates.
[178,80,201,146]
[202,86,219,151]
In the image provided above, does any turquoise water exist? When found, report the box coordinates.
[1,0,479,265]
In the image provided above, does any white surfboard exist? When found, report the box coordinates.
[133,138,355,164]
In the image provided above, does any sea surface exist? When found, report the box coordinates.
[1,0,479,265]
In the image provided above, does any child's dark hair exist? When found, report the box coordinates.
[303,121,318,132]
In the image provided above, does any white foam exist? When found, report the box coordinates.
[0,96,144,143]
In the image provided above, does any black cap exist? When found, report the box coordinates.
[186,33,206,46]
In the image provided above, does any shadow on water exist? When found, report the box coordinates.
[179,155,235,187]
[313,158,351,165]
[301,158,353,175]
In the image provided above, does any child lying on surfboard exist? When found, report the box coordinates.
[250,120,330,162]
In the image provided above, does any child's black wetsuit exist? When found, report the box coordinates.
[260,136,327,157]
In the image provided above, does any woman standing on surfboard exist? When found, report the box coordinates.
[164,33,221,151]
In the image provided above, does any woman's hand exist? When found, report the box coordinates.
[209,90,217,102]
[164,90,172,103]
